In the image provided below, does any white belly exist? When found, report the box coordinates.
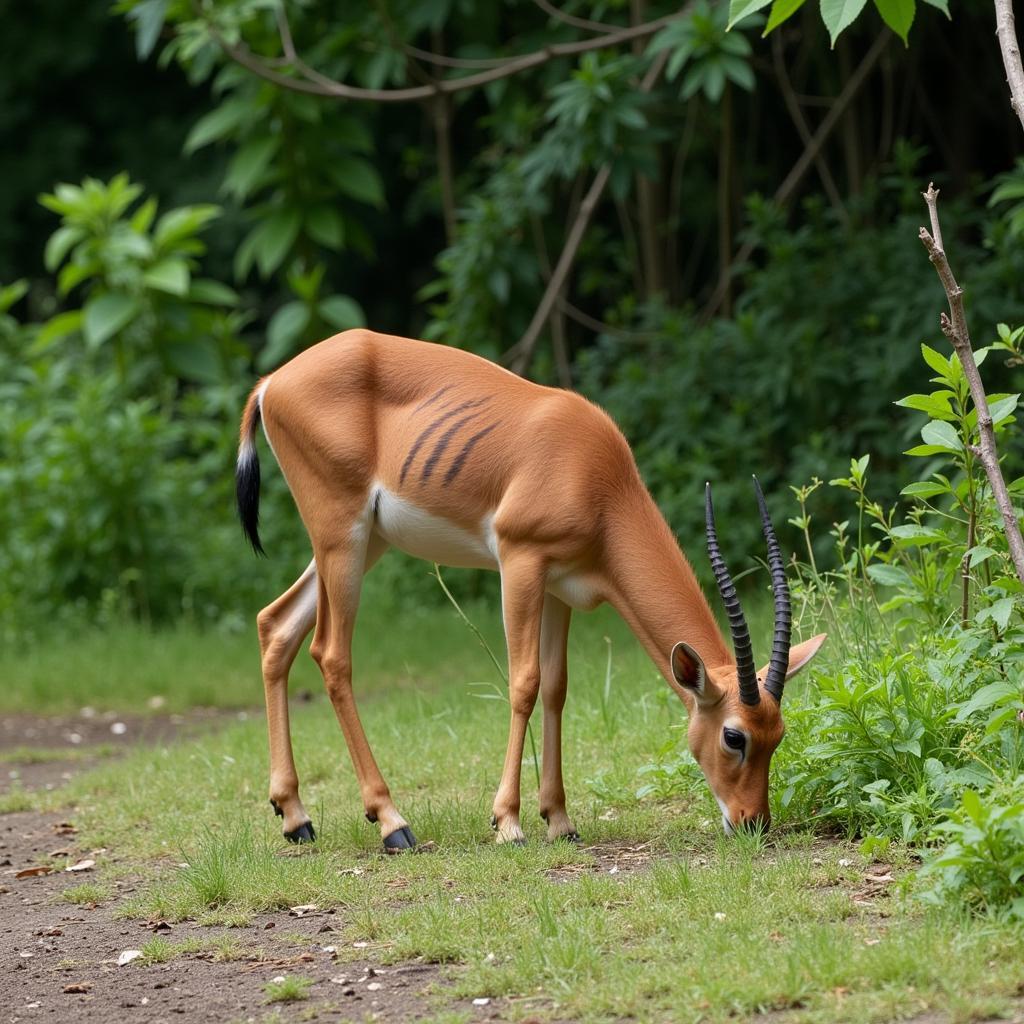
[372,488,498,569]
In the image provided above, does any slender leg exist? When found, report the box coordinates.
[311,533,414,850]
[537,595,578,842]
[257,559,318,841]
[491,551,547,844]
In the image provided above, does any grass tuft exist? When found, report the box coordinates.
[263,975,313,1003]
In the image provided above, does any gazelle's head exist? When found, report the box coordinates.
[670,479,826,834]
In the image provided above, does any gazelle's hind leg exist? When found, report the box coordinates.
[537,595,578,842]
[257,559,318,841]
[311,528,416,852]
[258,536,391,843]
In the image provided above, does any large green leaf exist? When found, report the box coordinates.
[921,419,962,451]
[31,310,83,354]
[764,0,808,34]
[253,211,302,278]
[260,300,310,370]
[727,0,773,28]
[44,226,85,272]
[820,0,869,46]
[330,158,386,209]
[127,0,168,60]
[143,258,190,296]
[873,0,915,44]
[83,292,141,349]
[184,99,252,154]
[223,137,279,201]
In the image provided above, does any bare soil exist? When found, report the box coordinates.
[0,715,499,1024]
[0,710,249,796]
[0,810,488,1024]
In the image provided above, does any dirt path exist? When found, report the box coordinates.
[0,716,490,1024]
[1,809,459,1022]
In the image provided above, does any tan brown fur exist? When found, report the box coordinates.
[245,329,825,844]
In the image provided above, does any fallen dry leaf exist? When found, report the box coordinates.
[53,823,77,836]
[117,950,143,966]
[15,866,54,878]
[63,983,92,994]
[66,859,95,873]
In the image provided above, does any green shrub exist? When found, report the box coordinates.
[918,781,1024,920]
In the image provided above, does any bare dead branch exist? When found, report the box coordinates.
[995,0,1024,133]
[402,45,512,69]
[214,8,684,104]
[505,49,670,375]
[771,32,848,226]
[702,32,888,319]
[919,183,1024,587]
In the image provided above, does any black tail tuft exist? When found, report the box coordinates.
[236,387,267,557]
[236,453,266,556]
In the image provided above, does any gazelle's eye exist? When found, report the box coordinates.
[723,727,746,752]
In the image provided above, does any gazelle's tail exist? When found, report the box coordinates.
[236,381,267,556]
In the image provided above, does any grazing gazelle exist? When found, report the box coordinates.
[237,329,825,849]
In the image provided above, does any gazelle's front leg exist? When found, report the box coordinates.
[491,552,546,844]
[538,595,578,842]
[257,559,318,841]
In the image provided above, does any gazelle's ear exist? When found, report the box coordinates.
[671,642,722,705]
[783,633,827,680]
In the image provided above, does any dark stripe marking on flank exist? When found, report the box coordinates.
[443,421,501,487]
[421,412,485,481]
[412,383,455,414]
[400,397,490,484]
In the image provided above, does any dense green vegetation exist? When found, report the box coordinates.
[2,0,1024,968]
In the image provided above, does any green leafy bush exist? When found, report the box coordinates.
[919,782,1024,919]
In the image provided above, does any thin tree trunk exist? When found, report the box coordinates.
[995,0,1024,133]
[919,184,1024,587]
[716,82,733,317]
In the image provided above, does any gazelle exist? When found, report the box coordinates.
[237,329,825,849]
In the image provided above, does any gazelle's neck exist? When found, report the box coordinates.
[601,484,732,689]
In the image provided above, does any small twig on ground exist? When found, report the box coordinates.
[918,183,1024,586]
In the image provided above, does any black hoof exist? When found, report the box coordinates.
[508,837,528,847]
[365,811,378,824]
[490,815,498,831]
[270,799,283,818]
[284,821,317,844]
[383,826,418,853]
[557,831,582,845]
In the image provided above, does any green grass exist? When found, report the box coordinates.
[62,882,111,905]
[264,975,313,1003]
[6,601,1022,1022]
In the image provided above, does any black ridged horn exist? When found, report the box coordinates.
[753,476,791,702]
[705,483,759,706]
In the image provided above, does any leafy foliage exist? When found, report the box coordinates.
[727,0,950,46]
[919,781,1024,919]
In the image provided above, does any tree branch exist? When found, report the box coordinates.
[504,49,670,375]
[702,32,888,319]
[214,8,684,104]
[919,183,1024,587]
[531,0,624,34]
[995,0,1024,133]
[771,31,848,226]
